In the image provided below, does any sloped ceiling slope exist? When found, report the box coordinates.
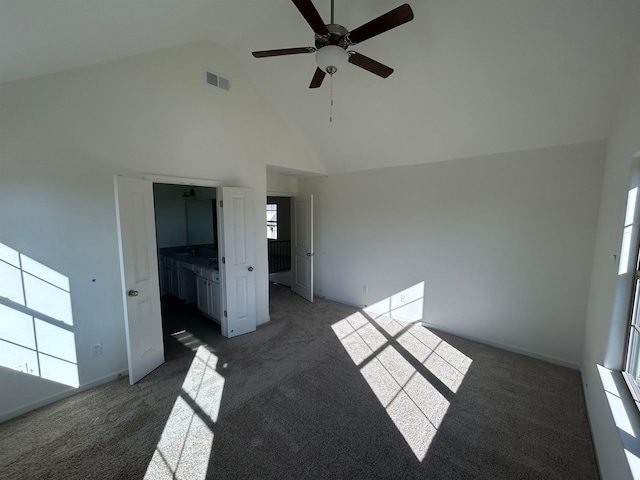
[2,0,640,174]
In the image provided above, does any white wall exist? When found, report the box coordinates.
[0,40,325,421]
[582,43,640,479]
[298,141,605,367]
[266,172,298,196]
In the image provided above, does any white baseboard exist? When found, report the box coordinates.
[315,291,580,370]
[0,369,128,424]
[420,321,580,370]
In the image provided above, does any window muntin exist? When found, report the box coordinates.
[267,203,278,239]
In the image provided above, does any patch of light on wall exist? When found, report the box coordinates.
[145,346,225,480]
[365,282,425,322]
[0,242,79,388]
[331,283,472,460]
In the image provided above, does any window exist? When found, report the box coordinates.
[622,168,640,404]
[267,203,278,239]
[624,245,640,403]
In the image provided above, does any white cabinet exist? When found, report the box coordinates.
[176,264,197,304]
[159,253,218,310]
[196,275,209,313]
[160,256,197,303]
[211,278,221,321]
[196,268,221,323]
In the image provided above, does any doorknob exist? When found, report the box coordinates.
[248,266,254,272]
[306,252,315,257]
[128,290,139,297]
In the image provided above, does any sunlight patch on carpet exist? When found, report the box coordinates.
[145,346,224,479]
[332,295,472,460]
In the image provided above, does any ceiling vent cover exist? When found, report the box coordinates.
[205,69,230,92]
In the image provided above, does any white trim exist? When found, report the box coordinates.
[420,321,580,370]
[315,291,580,369]
[141,174,223,187]
[598,365,640,479]
[267,191,295,197]
[0,369,128,424]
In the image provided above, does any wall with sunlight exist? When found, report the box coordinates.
[298,141,605,368]
[0,40,324,421]
[0,243,79,388]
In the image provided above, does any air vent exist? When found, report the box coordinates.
[205,69,230,92]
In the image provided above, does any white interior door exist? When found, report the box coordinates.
[292,195,314,302]
[114,176,164,384]
[218,187,256,338]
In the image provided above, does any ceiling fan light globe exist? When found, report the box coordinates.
[315,45,348,74]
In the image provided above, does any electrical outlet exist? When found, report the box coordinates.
[401,294,406,303]
[92,343,102,356]
[363,286,369,294]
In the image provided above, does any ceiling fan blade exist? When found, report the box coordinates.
[252,47,315,58]
[348,52,394,78]
[309,68,326,88]
[348,3,414,45]
[292,0,330,36]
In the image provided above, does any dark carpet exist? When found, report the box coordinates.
[0,284,598,479]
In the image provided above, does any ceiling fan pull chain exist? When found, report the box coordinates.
[330,74,334,123]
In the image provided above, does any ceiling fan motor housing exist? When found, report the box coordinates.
[314,24,350,74]
[315,24,349,49]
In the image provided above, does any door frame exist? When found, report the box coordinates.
[117,173,256,380]
[265,190,314,302]
[140,173,269,338]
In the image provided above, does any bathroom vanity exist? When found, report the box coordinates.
[159,248,221,323]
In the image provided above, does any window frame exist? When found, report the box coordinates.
[266,203,278,240]
[621,158,640,408]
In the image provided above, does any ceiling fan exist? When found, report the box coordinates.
[252,0,414,89]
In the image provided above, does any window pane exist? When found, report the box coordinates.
[628,327,640,383]
[267,204,278,240]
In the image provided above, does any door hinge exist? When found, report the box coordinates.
[219,200,223,208]
[222,257,226,264]
[224,310,227,318]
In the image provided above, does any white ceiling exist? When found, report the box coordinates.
[2,0,640,174]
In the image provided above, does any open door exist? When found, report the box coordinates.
[114,176,164,384]
[218,187,257,337]
[291,195,314,302]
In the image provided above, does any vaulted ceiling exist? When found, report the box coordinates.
[2,0,640,174]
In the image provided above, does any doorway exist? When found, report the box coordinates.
[153,184,221,359]
[114,175,257,384]
[265,194,314,303]
[267,196,292,287]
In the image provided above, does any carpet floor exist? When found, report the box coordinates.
[0,284,599,479]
